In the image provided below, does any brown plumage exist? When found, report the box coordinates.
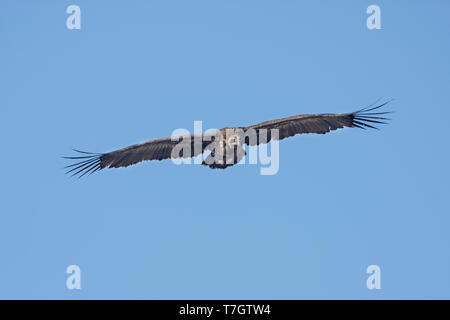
[64,101,391,177]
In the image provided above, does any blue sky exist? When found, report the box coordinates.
[1,0,449,299]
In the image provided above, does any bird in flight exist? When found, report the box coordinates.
[64,100,391,177]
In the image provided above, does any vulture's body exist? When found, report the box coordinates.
[64,101,391,177]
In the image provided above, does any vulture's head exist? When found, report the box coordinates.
[227,134,241,147]
[221,128,244,147]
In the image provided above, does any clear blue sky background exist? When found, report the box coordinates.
[1,1,449,299]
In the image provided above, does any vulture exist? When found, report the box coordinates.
[64,101,391,177]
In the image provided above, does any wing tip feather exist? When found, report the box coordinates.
[351,99,393,130]
[63,149,104,178]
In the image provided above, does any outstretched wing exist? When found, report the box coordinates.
[63,133,216,177]
[244,101,392,146]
